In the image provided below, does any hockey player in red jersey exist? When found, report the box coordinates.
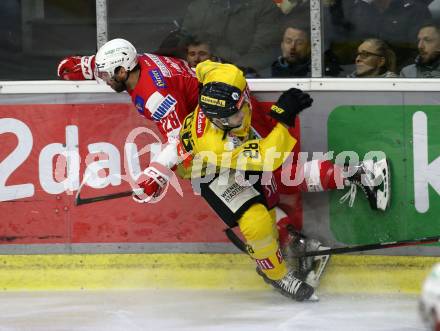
[57,39,334,290]
[57,39,391,296]
[57,39,390,212]
[58,39,201,200]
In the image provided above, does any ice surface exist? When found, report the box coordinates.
[0,290,425,331]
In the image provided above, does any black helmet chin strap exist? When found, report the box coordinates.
[124,69,131,83]
[210,117,241,140]
[210,119,229,139]
[222,127,231,140]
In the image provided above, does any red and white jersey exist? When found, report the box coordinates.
[127,54,199,144]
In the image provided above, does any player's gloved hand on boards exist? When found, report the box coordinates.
[57,55,95,80]
[132,163,170,203]
[269,88,313,127]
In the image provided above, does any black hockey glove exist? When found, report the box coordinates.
[269,88,313,127]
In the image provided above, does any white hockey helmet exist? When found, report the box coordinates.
[94,38,138,83]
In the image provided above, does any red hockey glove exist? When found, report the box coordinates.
[133,163,170,203]
[57,55,95,80]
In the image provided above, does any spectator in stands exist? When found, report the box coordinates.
[271,24,311,77]
[348,38,398,77]
[185,38,227,69]
[155,31,219,69]
[271,22,342,77]
[400,24,440,78]
[322,0,432,73]
[186,39,213,68]
[181,0,281,75]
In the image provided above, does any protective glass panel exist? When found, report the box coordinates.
[108,0,311,78]
[179,0,283,78]
[321,0,439,78]
[182,0,313,78]
[269,0,312,78]
[107,1,191,59]
[2,0,96,80]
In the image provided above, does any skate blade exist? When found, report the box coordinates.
[374,159,391,211]
[307,293,320,302]
[306,253,331,288]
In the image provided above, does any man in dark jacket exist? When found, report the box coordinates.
[400,24,440,77]
[271,22,342,77]
[271,24,311,77]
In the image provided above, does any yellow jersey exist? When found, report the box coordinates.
[177,60,297,178]
[178,104,297,178]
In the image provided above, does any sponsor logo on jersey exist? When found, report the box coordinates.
[182,60,197,77]
[163,57,183,73]
[134,95,145,115]
[151,94,177,121]
[141,57,152,66]
[220,182,247,203]
[148,69,167,88]
[183,112,194,130]
[196,110,206,137]
[200,95,226,107]
[276,248,284,264]
[255,257,274,270]
[180,131,194,155]
[146,54,171,77]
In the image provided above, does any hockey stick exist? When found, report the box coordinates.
[75,189,133,206]
[74,174,134,206]
[225,228,248,253]
[297,235,440,257]
[225,229,440,257]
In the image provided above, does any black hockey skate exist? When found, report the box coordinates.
[340,159,391,211]
[281,226,330,289]
[256,267,314,301]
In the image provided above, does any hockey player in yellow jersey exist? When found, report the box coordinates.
[177,60,316,301]
[175,60,391,300]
